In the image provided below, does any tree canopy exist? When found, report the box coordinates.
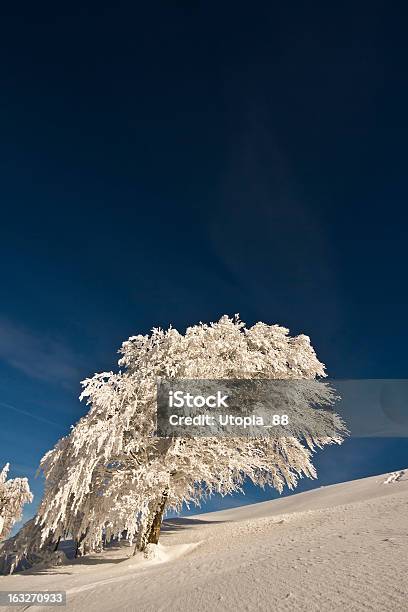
[36,316,346,553]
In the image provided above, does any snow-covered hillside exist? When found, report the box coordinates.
[1,469,407,611]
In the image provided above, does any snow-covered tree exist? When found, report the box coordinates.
[0,464,33,542]
[35,315,346,555]
[0,518,66,575]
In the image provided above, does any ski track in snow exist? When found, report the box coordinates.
[1,469,408,612]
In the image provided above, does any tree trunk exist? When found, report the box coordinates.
[146,489,168,545]
[53,537,61,552]
[74,529,88,558]
[134,489,168,554]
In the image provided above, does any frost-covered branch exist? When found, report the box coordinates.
[0,464,33,542]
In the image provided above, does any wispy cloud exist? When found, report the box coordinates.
[0,400,60,428]
[0,317,81,387]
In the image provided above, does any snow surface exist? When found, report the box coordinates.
[1,469,407,611]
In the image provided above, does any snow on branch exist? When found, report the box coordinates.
[0,464,33,542]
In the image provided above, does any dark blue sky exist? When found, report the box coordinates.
[0,2,407,519]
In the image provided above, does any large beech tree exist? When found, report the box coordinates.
[35,316,346,554]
